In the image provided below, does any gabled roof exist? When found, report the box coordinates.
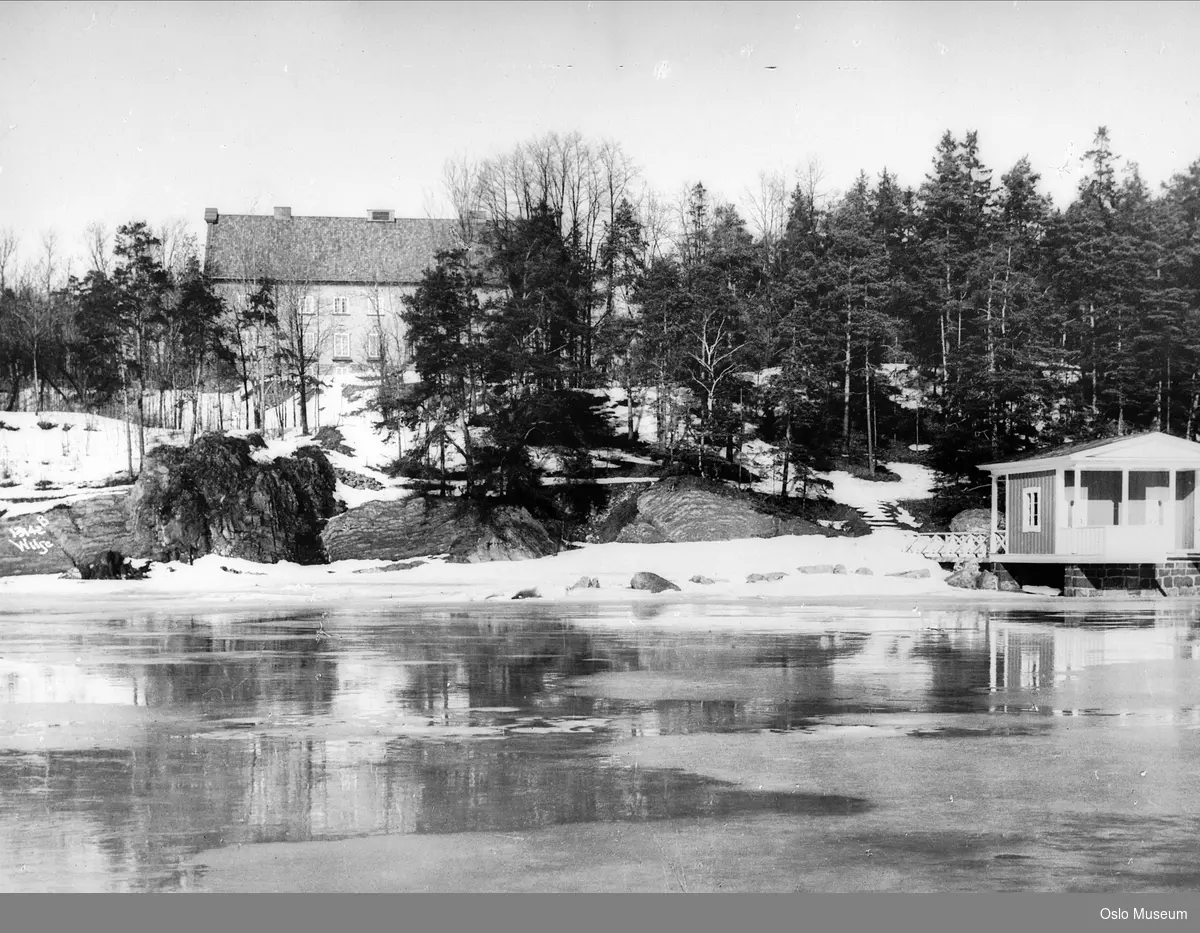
[203,211,462,285]
[980,431,1200,474]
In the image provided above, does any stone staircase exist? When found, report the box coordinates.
[855,503,908,530]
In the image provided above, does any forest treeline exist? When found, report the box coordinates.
[390,127,1200,506]
[3,127,1199,507]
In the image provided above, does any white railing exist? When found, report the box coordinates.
[905,531,1006,561]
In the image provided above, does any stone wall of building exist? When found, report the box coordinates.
[1063,561,1200,597]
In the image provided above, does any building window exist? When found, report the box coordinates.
[1022,488,1041,533]
[298,296,316,316]
[365,332,383,361]
[333,296,349,315]
[332,332,352,360]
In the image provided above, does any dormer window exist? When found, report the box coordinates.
[368,209,395,222]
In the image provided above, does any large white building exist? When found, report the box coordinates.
[202,206,461,374]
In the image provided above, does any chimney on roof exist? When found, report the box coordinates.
[274,206,292,221]
[368,209,395,222]
[204,208,219,224]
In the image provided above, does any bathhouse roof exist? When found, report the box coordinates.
[979,431,1200,475]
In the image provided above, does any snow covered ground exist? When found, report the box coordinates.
[0,378,980,608]
[0,532,952,611]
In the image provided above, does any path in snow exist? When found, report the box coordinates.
[821,463,934,531]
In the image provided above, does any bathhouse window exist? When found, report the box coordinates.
[1022,488,1041,533]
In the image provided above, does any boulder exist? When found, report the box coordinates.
[320,496,557,564]
[630,571,681,593]
[854,567,874,575]
[568,575,600,590]
[887,568,932,579]
[690,575,715,585]
[945,563,983,588]
[129,435,340,565]
[460,505,557,564]
[949,509,994,533]
[797,564,835,574]
[746,571,788,583]
[593,475,826,545]
[512,587,541,600]
[832,564,848,574]
[978,570,1000,591]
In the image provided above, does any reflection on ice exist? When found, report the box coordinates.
[1,598,1200,890]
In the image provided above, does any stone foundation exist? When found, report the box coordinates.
[1063,561,1200,597]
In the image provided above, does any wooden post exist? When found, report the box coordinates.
[990,474,998,555]
[1168,469,1178,551]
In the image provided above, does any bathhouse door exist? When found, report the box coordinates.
[1176,470,1196,550]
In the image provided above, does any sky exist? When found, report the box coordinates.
[1,0,1197,273]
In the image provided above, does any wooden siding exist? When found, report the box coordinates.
[1006,470,1056,555]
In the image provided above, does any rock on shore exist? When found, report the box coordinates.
[129,435,340,564]
[0,434,341,575]
[320,496,559,564]
[595,475,830,545]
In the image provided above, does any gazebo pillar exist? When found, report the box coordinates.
[990,474,998,554]
[1167,470,1178,544]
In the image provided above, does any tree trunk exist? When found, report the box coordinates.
[987,274,998,457]
[32,337,40,415]
[122,374,133,480]
[779,412,791,498]
[842,307,852,454]
[864,346,875,475]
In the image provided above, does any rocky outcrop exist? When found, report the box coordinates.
[615,521,670,544]
[320,496,558,564]
[0,508,77,575]
[747,572,788,583]
[595,476,827,545]
[129,435,340,565]
[2,436,342,576]
[690,575,715,585]
[630,571,680,593]
[887,568,932,579]
[0,491,138,577]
